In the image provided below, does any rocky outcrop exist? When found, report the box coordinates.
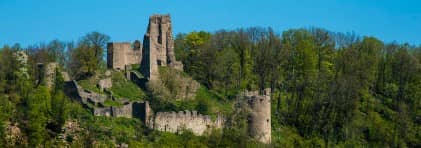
[159,68,200,100]
[141,14,183,81]
[151,110,224,135]
[5,122,23,147]
[58,120,83,145]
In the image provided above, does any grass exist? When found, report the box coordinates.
[103,99,123,107]
[77,70,146,105]
[110,71,146,101]
[195,86,233,115]
[77,75,103,94]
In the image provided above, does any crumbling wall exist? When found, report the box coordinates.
[64,80,152,119]
[244,88,271,144]
[14,50,29,78]
[98,78,112,92]
[45,63,58,88]
[152,110,224,135]
[107,42,142,70]
[93,107,112,117]
[112,102,133,118]
[37,62,58,89]
[141,14,183,81]
[133,101,153,126]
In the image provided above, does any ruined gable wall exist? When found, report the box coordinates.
[107,42,142,70]
[152,110,224,135]
[126,49,142,67]
[245,88,272,144]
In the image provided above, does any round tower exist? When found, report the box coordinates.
[246,88,271,144]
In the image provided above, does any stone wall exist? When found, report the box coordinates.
[112,102,133,118]
[64,80,151,119]
[107,42,142,70]
[92,107,112,116]
[14,50,29,78]
[151,110,224,135]
[141,14,183,81]
[244,88,272,144]
[37,62,58,89]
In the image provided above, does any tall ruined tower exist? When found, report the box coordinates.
[244,88,271,144]
[141,14,183,81]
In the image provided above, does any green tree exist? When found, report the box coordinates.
[69,32,109,80]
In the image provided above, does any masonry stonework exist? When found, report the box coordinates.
[244,88,272,144]
[107,42,142,70]
[141,14,183,81]
[37,62,58,89]
[151,111,224,135]
[65,14,274,141]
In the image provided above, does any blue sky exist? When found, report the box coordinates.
[1,0,420,47]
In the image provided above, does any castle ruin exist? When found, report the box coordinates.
[37,62,58,89]
[150,111,224,135]
[66,14,271,142]
[243,88,272,144]
[140,14,183,81]
[107,41,142,70]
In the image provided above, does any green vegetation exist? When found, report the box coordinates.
[103,99,123,107]
[175,28,421,147]
[0,28,420,147]
[147,66,233,116]
[110,71,146,101]
[78,70,146,102]
[77,73,103,93]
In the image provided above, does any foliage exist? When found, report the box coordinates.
[110,71,146,101]
[68,32,110,80]
[1,27,420,147]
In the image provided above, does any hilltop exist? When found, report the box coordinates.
[0,14,419,147]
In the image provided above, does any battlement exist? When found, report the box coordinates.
[149,14,171,24]
[242,88,271,144]
[152,110,225,135]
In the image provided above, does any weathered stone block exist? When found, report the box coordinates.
[98,78,112,91]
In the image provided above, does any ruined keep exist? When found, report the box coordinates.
[141,14,183,81]
[244,88,272,144]
[107,41,142,70]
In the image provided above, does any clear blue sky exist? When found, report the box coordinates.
[1,0,420,47]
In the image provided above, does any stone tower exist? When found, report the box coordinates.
[37,62,58,89]
[244,88,271,144]
[107,41,142,70]
[141,14,183,81]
